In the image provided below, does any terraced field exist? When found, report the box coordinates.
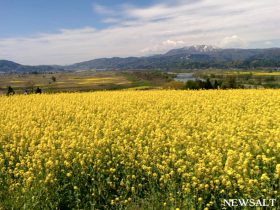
[0,71,132,94]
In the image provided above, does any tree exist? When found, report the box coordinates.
[51,76,56,82]
[227,76,237,88]
[197,80,207,89]
[35,87,42,94]
[213,80,219,89]
[185,80,199,90]
[6,86,15,96]
[205,78,213,89]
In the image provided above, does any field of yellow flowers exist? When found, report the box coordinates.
[0,90,279,209]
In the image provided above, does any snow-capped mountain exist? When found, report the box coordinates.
[1,45,280,72]
[164,45,220,56]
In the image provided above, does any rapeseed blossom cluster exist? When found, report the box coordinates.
[0,90,279,209]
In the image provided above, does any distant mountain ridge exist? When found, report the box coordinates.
[1,45,280,73]
[0,60,63,73]
[65,45,280,70]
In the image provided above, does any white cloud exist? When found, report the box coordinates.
[102,18,121,24]
[219,35,246,48]
[93,4,116,16]
[1,0,280,65]
[264,41,272,45]
[141,40,186,54]
[162,40,185,46]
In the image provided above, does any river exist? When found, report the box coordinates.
[174,73,197,82]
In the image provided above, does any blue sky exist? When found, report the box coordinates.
[0,0,154,37]
[0,0,280,65]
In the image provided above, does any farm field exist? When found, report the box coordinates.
[0,90,280,209]
[0,71,132,94]
[0,70,174,94]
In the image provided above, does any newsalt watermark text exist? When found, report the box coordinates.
[223,198,277,207]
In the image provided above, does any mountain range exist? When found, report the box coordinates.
[1,45,280,73]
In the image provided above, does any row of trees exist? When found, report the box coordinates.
[6,86,42,96]
[5,76,57,96]
[185,77,238,90]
